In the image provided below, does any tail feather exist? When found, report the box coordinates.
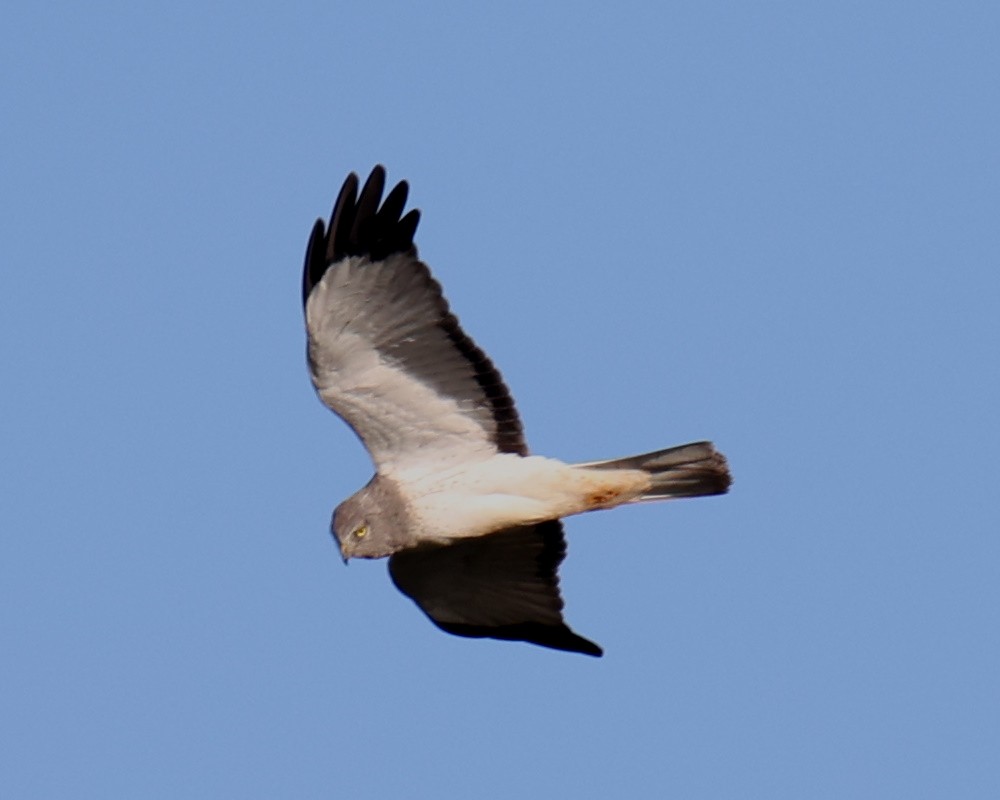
[579,441,731,502]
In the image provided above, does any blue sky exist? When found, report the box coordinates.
[2,1,998,797]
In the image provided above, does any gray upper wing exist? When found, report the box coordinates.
[303,167,526,475]
[388,521,603,657]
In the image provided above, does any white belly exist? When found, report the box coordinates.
[405,454,648,540]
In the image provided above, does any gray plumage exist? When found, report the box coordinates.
[303,166,731,656]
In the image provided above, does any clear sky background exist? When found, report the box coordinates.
[3,2,998,797]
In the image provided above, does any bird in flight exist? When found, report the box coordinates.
[302,166,731,657]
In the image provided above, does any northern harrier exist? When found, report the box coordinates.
[303,166,731,657]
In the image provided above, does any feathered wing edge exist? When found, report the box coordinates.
[303,165,528,456]
[303,166,420,303]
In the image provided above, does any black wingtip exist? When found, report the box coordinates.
[435,621,604,657]
[302,218,327,305]
[302,166,421,305]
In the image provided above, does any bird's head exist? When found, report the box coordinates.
[331,488,398,561]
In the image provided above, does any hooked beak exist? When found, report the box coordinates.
[338,538,351,565]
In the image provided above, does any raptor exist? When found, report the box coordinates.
[302,166,731,656]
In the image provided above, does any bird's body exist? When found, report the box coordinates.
[345,454,653,549]
[302,166,731,656]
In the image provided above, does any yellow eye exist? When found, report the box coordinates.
[352,524,368,539]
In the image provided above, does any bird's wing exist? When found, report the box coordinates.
[388,520,603,657]
[303,166,526,476]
